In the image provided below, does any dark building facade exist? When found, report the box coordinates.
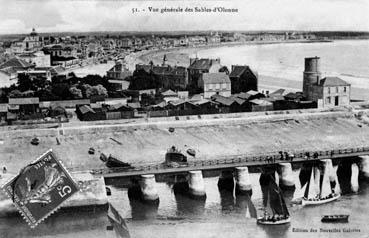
[229,65,258,94]
[135,64,188,90]
[187,58,222,89]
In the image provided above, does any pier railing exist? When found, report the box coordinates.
[90,146,369,178]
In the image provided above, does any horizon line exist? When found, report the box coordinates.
[1,29,369,37]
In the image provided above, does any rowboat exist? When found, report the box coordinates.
[321,215,349,223]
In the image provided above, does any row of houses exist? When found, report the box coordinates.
[129,57,258,98]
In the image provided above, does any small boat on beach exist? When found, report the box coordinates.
[88,147,95,155]
[301,166,340,206]
[165,146,187,164]
[30,137,40,145]
[100,153,132,168]
[321,215,349,223]
[257,174,291,225]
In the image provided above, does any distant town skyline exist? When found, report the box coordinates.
[0,0,368,34]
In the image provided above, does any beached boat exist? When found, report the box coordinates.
[321,215,349,223]
[165,146,187,164]
[257,175,291,225]
[88,147,95,155]
[100,153,132,168]
[301,166,340,206]
[30,137,40,145]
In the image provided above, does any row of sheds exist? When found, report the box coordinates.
[75,102,140,121]
[147,89,316,117]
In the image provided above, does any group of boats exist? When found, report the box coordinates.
[97,146,347,226]
[300,165,340,205]
[247,164,346,226]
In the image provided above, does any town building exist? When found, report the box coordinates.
[0,58,34,85]
[199,73,231,99]
[43,44,79,67]
[8,28,43,54]
[8,97,40,115]
[135,64,188,90]
[229,65,258,93]
[303,57,350,108]
[17,69,52,82]
[107,61,132,91]
[17,51,51,67]
[187,58,222,88]
[317,77,350,107]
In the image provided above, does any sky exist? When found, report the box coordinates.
[0,0,368,34]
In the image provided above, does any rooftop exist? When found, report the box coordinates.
[249,99,273,106]
[8,97,39,105]
[229,65,258,79]
[211,94,236,106]
[0,58,33,69]
[188,58,220,70]
[319,77,350,87]
[78,105,95,114]
[202,73,230,85]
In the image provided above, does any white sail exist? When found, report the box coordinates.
[293,183,307,201]
[306,168,317,199]
[320,169,332,198]
[314,167,321,196]
[275,171,279,186]
[245,206,250,218]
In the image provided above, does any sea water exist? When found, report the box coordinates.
[1,172,368,238]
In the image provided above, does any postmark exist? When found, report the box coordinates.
[1,149,79,228]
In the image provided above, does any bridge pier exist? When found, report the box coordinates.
[218,171,234,192]
[139,174,159,203]
[351,163,359,193]
[332,165,340,194]
[188,171,206,199]
[278,163,295,190]
[359,156,369,179]
[235,167,252,195]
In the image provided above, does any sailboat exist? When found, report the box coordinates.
[107,203,131,238]
[257,175,291,225]
[301,166,340,205]
[291,183,307,204]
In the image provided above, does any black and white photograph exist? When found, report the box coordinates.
[0,0,368,237]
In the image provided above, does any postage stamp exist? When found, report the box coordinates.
[1,149,79,228]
